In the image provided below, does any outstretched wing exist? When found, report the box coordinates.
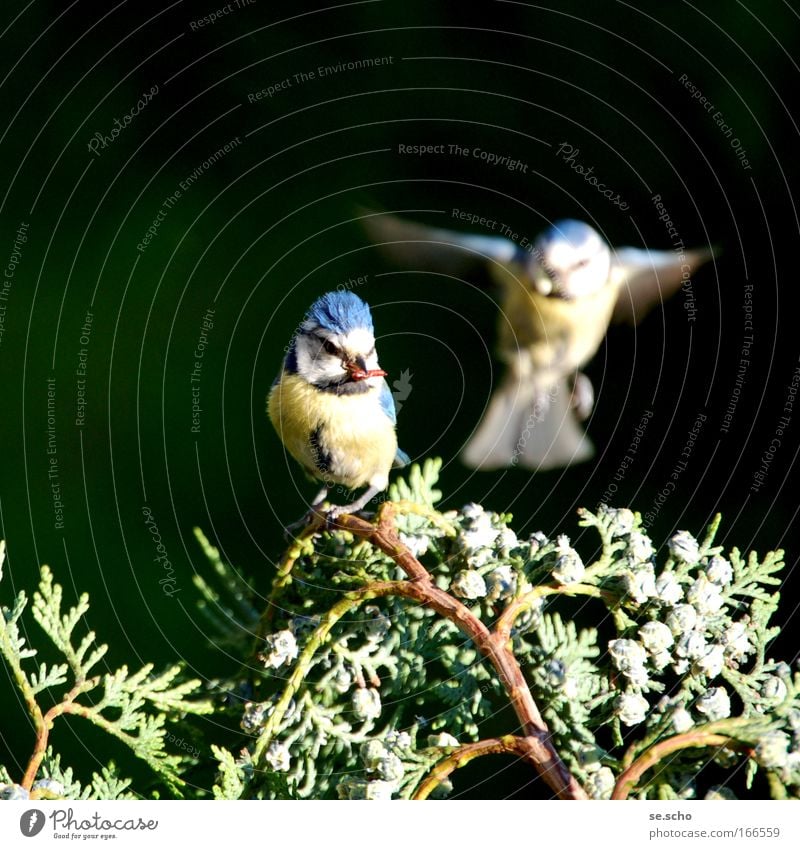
[361,210,521,277]
[611,245,718,325]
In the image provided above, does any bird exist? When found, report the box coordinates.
[362,212,716,471]
[268,290,410,524]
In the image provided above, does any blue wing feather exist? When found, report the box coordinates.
[378,380,409,467]
[378,380,397,424]
[393,447,410,468]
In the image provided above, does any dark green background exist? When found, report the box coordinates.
[1,0,798,797]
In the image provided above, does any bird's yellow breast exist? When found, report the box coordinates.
[268,373,397,491]
[492,264,620,380]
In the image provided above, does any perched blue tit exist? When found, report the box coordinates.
[363,213,716,470]
[269,290,410,521]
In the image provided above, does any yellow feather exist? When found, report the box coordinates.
[491,262,620,380]
[268,373,397,490]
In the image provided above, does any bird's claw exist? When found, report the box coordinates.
[283,506,365,539]
[283,507,325,540]
[570,373,594,421]
[323,505,374,528]
[323,506,346,530]
[283,516,308,541]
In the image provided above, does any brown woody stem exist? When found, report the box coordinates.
[611,731,748,800]
[20,682,97,790]
[327,506,587,800]
[21,716,52,791]
[413,736,537,799]
[21,702,72,790]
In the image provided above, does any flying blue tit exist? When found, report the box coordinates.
[363,213,716,471]
[269,290,410,523]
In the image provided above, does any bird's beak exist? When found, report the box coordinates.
[345,356,387,381]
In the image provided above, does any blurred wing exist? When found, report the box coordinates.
[361,210,520,277]
[611,245,717,325]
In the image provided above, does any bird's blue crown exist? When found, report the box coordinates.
[304,291,374,334]
[541,219,598,249]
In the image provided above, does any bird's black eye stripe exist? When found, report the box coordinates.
[323,339,341,356]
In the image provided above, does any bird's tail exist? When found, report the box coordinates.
[461,373,594,471]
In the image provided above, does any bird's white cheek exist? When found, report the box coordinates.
[299,350,345,383]
[566,266,608,297]
[321,360,347,381]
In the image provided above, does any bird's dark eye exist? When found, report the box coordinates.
[323,339,341,357]
[574,258,590,270]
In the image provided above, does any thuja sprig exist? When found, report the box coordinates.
[207,464,800,801]
[0,543,212,800]
[25,750,138,801]
[245,504,586,800]
[192,529,260,650]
